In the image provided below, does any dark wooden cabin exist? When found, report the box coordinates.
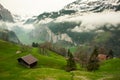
[17,54,38,68]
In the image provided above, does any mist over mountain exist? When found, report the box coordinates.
[0,0,120,55]
[1,1,120,80]
[0,4,20,43]
[25,0,120,55]
[0,29,20,43]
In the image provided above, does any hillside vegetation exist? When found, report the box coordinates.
[0,40,120,80]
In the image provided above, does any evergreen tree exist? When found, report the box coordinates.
[32,42,38,47]
[87,47,99,71]
[107,49,114,59]
[32,42,35,47]
[66,49,76,72]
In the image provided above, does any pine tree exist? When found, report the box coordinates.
[32,42,35,47]
[32,42,38,47]
[107,49,114,59]
[66,49,76,72]
[87,47,99,71]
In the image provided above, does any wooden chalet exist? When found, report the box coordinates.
[17,54,38,68]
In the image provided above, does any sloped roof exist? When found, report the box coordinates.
[98,54,107,61]
[21,54,38,65]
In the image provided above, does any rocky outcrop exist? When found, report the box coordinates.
[29,26,73,43]
[45,27,73,43]
[0,29,20,44]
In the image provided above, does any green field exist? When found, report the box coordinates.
[0,40,120,80]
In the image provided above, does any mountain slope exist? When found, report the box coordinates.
[0,40,69,80]
[0,29,20,44]
[11,0,120,55]
[0,40,120,80]
[0,4,21,43]
[64,0,120,12]
[33,0,120,22]
[0,4,14,22]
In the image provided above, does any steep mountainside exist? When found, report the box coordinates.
[64,0,120,12]
[32,0,120,22]
[0,29,20,44]
[0,4,20,43]
[0,4,14,22]
[23,0,120,55]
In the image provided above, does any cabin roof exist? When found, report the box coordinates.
[21,54,38,65]
[98,54,107,61]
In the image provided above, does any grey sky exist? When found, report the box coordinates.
[0,0,76,16]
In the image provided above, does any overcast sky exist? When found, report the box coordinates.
[0,0,76,16]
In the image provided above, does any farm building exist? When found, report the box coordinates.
[97,54,107,61]
[17,54,38,68]
[97,53,114,61]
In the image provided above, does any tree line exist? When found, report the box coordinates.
[31,41,114,72]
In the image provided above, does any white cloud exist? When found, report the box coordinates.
[57,12,120,25]
[55,11,120,32]
[0,21,34,31]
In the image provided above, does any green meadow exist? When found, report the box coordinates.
[0,40,120,80]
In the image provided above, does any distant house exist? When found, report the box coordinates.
[17,54,38,68]
[97,54,107,61]
[98,53,114,62]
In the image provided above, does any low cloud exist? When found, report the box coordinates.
[0,21,34,31]
[55,11,120,32]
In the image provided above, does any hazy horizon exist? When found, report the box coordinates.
[0,0,76,16]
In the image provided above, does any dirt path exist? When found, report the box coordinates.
[97,76,113,80]
[74,76,89,80]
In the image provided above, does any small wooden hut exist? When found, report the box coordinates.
[17,54,38,68]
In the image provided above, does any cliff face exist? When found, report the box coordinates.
[0,4,20,44]
[0,4,14,22]
[0,29,20,44]
[45,27,73,43]
[29,26,73,44]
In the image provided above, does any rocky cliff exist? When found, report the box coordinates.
[0,4,14,22]
[0,29,20,44]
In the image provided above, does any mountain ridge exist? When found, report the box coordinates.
[0,4,14,22]
[0,0,120,55]
[24,0,120,55]
[64,0,120,12]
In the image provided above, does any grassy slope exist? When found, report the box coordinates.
[0,40,69,80]
[69,46,77,53]
[0,40,120,80]
[72,58,120,80]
